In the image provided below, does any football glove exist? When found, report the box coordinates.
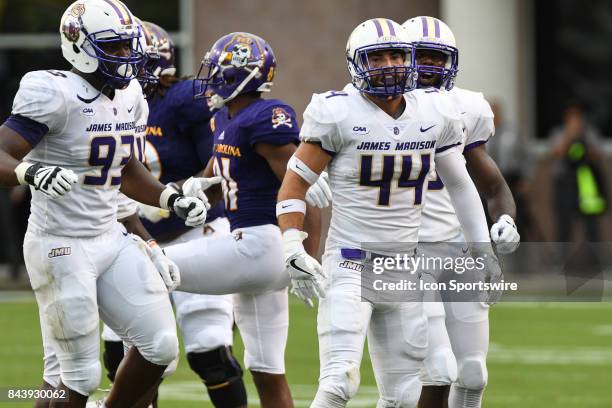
[129,235,180,291]
[490,214,520,254]
[15,162,78,198]
[160,187,208,227]
[182,176,222,205]
[305,171,332,208]
[471,244,504,305]
[282,229,327,307]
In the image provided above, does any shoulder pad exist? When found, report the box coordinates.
[306,91,350,125]
[451,87,494,120]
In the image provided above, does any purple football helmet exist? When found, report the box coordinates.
[142,21,176,78]
[194,32,276,108]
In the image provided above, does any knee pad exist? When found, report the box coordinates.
[456,355,488,390]
[320,362,360,401]
[62,360,101,396]
[376,376,421,408]
[141,331,179,366]
[103,340,124,382]
[187,346,243,387]
[396,375,422,408]
[422,347,457,386]
[187,347,247,407]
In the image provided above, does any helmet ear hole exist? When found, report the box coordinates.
[73,44,80,54]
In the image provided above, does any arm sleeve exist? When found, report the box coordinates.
[7,71,66,146]
[435,149,490,242]
[247,103,300,146]
[464,97,495,152]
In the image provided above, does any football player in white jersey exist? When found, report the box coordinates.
[402,17,520,408]
[0,1,207,407]
[276,18,501,408]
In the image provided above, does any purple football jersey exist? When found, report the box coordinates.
[211,98,299,230]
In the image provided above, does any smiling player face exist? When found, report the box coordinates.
[415,48,447,87]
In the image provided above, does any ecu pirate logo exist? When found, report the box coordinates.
[271,107,292,129]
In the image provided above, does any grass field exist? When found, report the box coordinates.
[1,292,612,407]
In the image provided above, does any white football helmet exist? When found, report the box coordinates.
[59,0,144,89]
[346,18,417,97]
[402,16,459,90]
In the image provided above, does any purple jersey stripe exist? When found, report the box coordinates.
[463,139,488,152]
[436,142,462,153]
[4,114,49,148]
[386,19,396,36]
[372,19,384,37]
[102,0,127,25]
[434,18,441,38]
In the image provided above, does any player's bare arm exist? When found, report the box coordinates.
[121,155,208,227]
[277,142,332,232]
[465,144,516,220]
[0,123,78,197]
[0,125,31,186]
[255,141,324,256]
[276,141,332,307]
[435,149,490,243]
[466,145,520,253]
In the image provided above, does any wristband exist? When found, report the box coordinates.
[160,187,180,211]
[14,162,35,185]
[276,199,307,216]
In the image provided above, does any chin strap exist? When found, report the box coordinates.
[209,66,262,109]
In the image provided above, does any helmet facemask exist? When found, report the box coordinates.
[80,25,145,89]
[348,43,417,98]
[413,42,458,91]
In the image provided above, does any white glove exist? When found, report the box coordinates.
[182,176,222,207]
[15,162,78,198]
[471,244,504,305]
[129,235,180,291]
[305,171,332,208]
[173,195,208,227]
[138,202,170,223]
[490,214,520,254]
[282,229,327,307]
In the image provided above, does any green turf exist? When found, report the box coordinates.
[1,293,611,407]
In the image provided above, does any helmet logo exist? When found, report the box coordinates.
[271,107,293,129]
[229,44,252,68]
[62,16,81,43]
[69,3,85,17]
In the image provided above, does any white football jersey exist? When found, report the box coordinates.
[301,85,463,254]
[418,86,495,242]
[116,91,149,220]
[13,70,146,236]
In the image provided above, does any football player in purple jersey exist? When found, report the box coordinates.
[99,21,249,408]
[161,32,331,407]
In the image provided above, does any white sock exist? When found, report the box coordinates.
[310,390,348,408]
[448,384,484,408]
